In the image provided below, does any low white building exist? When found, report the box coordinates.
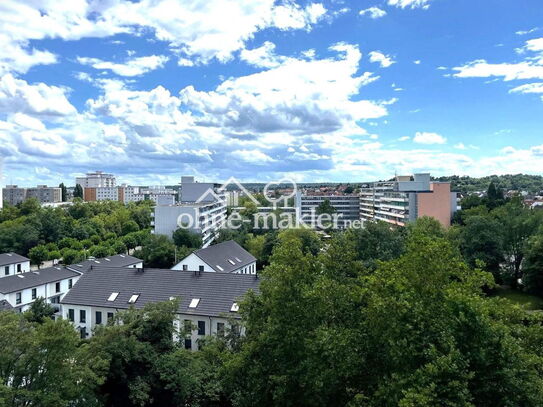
[61,266,260,346]
[0,265,80,313]
[0,253,31,278]
[172,240,257,275]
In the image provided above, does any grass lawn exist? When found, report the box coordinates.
[492,286,543,311]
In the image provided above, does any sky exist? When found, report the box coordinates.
[0,0,542,186]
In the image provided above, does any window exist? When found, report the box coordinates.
[55,282,61,293]
[197,320,206,335]
[16,292,22,305]
[198,265,204,272]
[217,322,225,337]
[182,265,188,271]
[68,279,73,289]
[17,264,21,273]
[189,298,200,308]
[68,309,75,322]
[107,312,114,323]
[184,338,192,350]
[4,266,8,276]
[31,288,37,300]
[80,327,87,339]
[228,259,235,265]
[96,311,102,325]
[80,310,86,323]
[107,292,119,301]
[128,294,140,304]
[216,265,224,271]
[230,302,239,312]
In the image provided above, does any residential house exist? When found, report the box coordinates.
[0,253,30,278]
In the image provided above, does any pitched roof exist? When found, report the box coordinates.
[61,266,260,317]
[66,254,142,274]
[0,253,29,267]
[0,266,80,294]
[0,300,13,311]
[193,240,256,273]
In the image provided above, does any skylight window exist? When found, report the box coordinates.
[107,292,119,301]
[216,265,224,271]
[128,294,140,304]
[230,302,239,312]
[228,259,235,265]
[189,298,200,308]
[235,257,242,262]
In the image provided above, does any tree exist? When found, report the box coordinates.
[73,184,84,199]
[88,245,112,258]
[59,183,67,202]
[28,244,49,268]
[486,181,505,209]
[24,297,55,324]
[172,227,202,249]
[62,249,85,265]
[316,199,336,215]
[0,312,106,407]
[459,215,504,279]
[18,198,41,216]
[245,234,266,265]
[135,234,176,268]
[523,232,543,296]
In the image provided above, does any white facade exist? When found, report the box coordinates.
[62,303,235,346]
[1,258,30,278]
[172,252,256,275]
[0,273,79,312]
[76,171,116,188]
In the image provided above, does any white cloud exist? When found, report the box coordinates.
[413,132,447,144]
[240,41,290,68]
[231,149,275,164]
[387,0,433,10]
[398,136,410,141]
[0,0,328,73]
[413,60,421,64]
[368,51,395,68]
[510,82,543,94]
[359,7,387,19]
[76,55,169,76]
[0,74,76,117]
[516,28,539,36]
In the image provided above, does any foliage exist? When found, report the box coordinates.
[523,231,543,296]
[134,234,175,268]
[23,297,55,324]
[172,228,202,249]
[28,244,49,268]
[73,184,84,199]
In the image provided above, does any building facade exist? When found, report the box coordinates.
[153,177,227,247]
[2,185,61,205]
[61,266,259,346]
[295,192,361,228]
[359,173,457,227]
[0,253,30,278]
[172,240,257,274]
[76,171,116,188]
[0,265,80,313]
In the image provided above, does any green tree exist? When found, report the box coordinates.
[18,198,41,216]
[523,232,543,296]
[135,234,176,268]
[28,244,49,268]
[0,312,106,407]
[73,184,84,199]
[59,182,67,202]
[172,227,203,249]
[62,249,85,265]
[24,297,55,324]
[316,198,336,215]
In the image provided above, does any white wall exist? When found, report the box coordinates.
[62,303,236,348]
[0,275,79,311]
[171,253,213,271]
[1,260,31,278]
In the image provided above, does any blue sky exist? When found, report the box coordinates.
[0,0,542,186]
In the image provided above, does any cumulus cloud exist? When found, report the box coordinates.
[0,74,76,117]
[510,82,543,94]
[368,51,395,68]
[413,132,447,144]
[387,0,433,10]
[0,0,328,73]
[240,42,290,68]
[359,7,387,19]
[76,55,169,76]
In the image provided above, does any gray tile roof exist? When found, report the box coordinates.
[0,253,29,267]
[0,300,13,311]
[0,266,80,294]
[193,240,256,273]
[66,254,142,274]
[61,266,260,317]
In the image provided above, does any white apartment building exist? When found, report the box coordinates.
[76,171,116,188]
[153,177,227,248]
[0,253,31,278]
[295,191,361,228]
[2,185,61,205]
[0,265,80,313]
[61,266,260,346]
[172,240,257,275]
[360,173,457,227]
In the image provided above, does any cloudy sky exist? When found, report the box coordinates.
[0,0,542,186]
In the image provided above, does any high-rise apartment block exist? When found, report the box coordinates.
[2,185,62,205]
